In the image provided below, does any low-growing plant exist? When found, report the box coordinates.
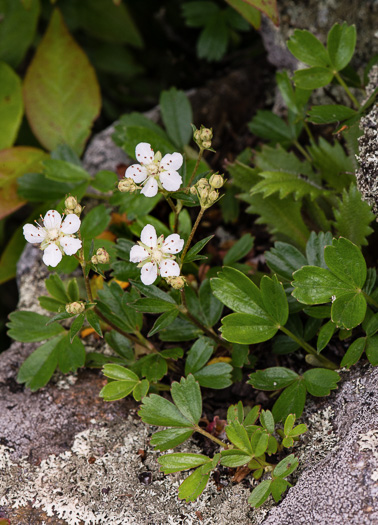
[6,20,378,509]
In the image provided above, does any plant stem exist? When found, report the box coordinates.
[187,148,204,187]
[194,425,229,449]
[180,207,205,269]
[334,71,361,109]
[280,325,338,370]
[303,121,315,144]
[293,140,312,162]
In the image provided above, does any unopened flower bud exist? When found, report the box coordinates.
[198,187,210,200]
[118,178,137,193]
[194,130,201,141]
[209,190,218,203]
[65,195,78,210]
[73,204,82,216]
[66,301,85,315]
[166,275,186,290]
[209,173,224,189]
[197,178,209,189]
[202,141,212,149]
[200,128,213,141]
[92,248,109,265]
[190,186,197,195]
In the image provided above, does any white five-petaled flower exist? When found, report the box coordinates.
[23,209,82,267]
[130,224,184,285]
[125,142,183,197]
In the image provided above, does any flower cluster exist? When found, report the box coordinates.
[23,209,82,267]
[130,224,184,285]
[123,142,183,197]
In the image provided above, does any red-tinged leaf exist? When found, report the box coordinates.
[0,146,47,220]
[241,0,278,26]
[23,9,101,155]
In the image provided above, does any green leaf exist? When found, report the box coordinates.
[67,278,80,302]
[0,224,25,284]
[80,204,111,240]
[130,281,176,304]
[171,375,202,425]
[293,67,334,90]
[17,335,62,390]
[139,394,193,427]
[248,367,299,391]
[333,186,375,247]
[57,334,85,374]
[273,453,299,478]
[243,193,309,250]
[220,449,253,467]
[226,421,253,455]
[148,309,179,337]
[331,292,366,329]
[140,354,168,382]
[248,479,272,508]
[303,368,340,396]
[305,231,333,268]
[224,234,254,265]
[292,266,350,304]
[260,275,289,326]
[251,428,270,456]
[249,110,294,146]
[366,336,378,366]
[0,0,40,67]
[199,279,223,327]
[70,313,85,342]
[283,414,296,435]
[260,410,275,434]
[7,311,65,342]
[272,381,306,421]
[225,0,261,29]
[158,453,210,474]
[307,104,356,124]
[317,320,336,353]
[197,11,229,62]
[265,242,307,281]
[307,138,354,192]
[159,317,203,342]
[150,428,194,452]
[178,466,210,502]
[365,313,378,337]
[327,22,356,71]
[43,159,90,183]
[0,62,23,149]
[131,298,177,314]
[132,379,149,402]
[185,337,215,375]
[182,1,219,27]
[193,363,233,389]
[100,380,138,401]
[45,273,70,303]
[324,237,366,289]
[105,331,134,361]
[221,313,278,344]
[91,170,118,192]
[211,266,266,315]
[23,9,101,155]
[287,29,330,67]
[38,296,64,312]
[340,337,366,368]
[102,364,139,382]
[252,171,322,201]
[160,87,192,149]
[183,235,213,264]
[270,478,290,503]
[160,347,184,360]
[289,424,307,437]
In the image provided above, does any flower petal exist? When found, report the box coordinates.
[60,236,82,256]
[125,164,148,183]
[141,262,158,285]
[141,176,158,197]
[43,210,61,229]
[61,214,81,234]
[23,223,46,244]
[162,233,184,254]
[159,259,180,278]
[130,244,149,263]
[161,152,183,171]
[42,243,62,267]
[136,142,154,165]
[140,224,157,248]
[159,170,182,192]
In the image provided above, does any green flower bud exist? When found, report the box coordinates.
[92,248,109,265]
[65,195,78,210]
[118,178,138,193]
[166,275,186,290]
[200,128,213,141]
[198,187,210,201]
[190,186,198,195]
[66,301,85,315]
[209,173,224,189]
[73,204,82,216]
[208,189,218,203]
[202,141,212,149]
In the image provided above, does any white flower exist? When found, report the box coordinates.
[23,209,82,267]
[125,142,183,197]
[130,224,184,285]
